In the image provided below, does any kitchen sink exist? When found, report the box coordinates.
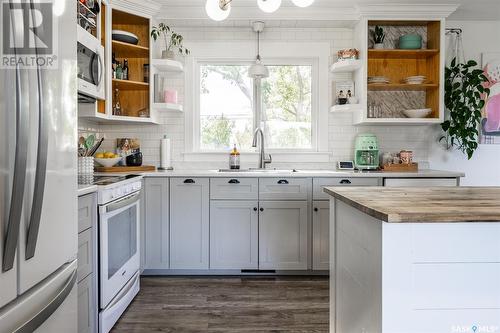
[218,168,298,173]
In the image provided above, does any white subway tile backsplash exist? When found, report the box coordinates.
[78,25,433,169]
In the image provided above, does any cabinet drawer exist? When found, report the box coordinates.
[78,273,96,333]
[77,229,93,283]
[210,178,258,200]
[78,193,95,233]
[313,177,381,200]
[259,178,310,200]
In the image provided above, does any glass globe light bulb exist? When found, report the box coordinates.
[257,0,282,13]
[205,0,231,21]
[291,0,314,8]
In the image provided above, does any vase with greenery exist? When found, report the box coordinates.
[372,26,385,49]
[151,23,190,59]
[440,58,490,159]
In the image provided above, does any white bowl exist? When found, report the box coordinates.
[94,157,123,168]
[403,108,432,118]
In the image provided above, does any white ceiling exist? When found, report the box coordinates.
[154,0,500,26]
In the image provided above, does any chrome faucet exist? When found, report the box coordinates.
[252,127,272,169]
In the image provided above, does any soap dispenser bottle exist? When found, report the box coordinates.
[229,144,240,170]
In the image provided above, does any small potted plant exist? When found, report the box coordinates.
[151,23,190,59]
[372,25,385,49]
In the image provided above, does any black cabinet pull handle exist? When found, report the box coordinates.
[277,179,289,185]
[228,179,240,184]
[253,207,258,211]
[340,179,352,185]
[184,179,195,184]
[260,207,264,212]
[314,207,318,212]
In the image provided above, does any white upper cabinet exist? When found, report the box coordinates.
[169,178,209,269]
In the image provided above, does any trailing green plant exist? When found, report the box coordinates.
[372,25,385,44]
[440,58,490,159]
[151,23,190,56]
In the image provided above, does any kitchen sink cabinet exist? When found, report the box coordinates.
[143,178,169,270]
[169,178,210,269]
[210,201,259,269]
[312,201,330,270]
[259,201,309,270]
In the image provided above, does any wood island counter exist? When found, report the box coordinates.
[324,187,500,333]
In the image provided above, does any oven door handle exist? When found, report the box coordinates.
[104,192,140,213]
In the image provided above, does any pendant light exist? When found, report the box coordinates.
[248,21,269,79]
[205,0,232,21]
[257,0,282,13]
[291,0,314,7]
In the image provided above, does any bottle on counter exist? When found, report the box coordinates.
[229,144,240,170]
[123,59,129,80]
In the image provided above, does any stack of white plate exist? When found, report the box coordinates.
[368,76,390,84]
[403,76,427,84]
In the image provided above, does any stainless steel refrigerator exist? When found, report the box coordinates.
[0,0,78,331]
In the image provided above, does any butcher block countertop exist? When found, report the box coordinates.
[324,186,500,223]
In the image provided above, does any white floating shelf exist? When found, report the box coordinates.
[330,104,361,113]
[153,103,184,112]
[151,59,184,72]
[330,59,362,73]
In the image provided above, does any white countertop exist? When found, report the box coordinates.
[94,169,464,178]
[78,184,98,197]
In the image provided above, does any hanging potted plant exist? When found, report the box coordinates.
[372,25,385,49]
[151,23,190,59]
[440,58,490,159]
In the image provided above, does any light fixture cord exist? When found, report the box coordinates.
[257,30,261,61]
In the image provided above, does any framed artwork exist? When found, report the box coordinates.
[480,52,500,144]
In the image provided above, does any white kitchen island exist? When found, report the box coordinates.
[325,187,500,333]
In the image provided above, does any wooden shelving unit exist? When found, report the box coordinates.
[364,20,442,122]
[111,9,152,120]
[112,40,149,58]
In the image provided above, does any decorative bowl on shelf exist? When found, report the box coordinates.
[112,30,139,45]
[402,108,432,118]
[337,48,359,60]
[94,157,123,168]
[399,34,422,49]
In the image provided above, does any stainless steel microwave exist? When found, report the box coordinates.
[77,25,105,100]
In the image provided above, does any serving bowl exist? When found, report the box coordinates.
[94,157,123,168]
[112,30,139,45]
[403,108,432,118]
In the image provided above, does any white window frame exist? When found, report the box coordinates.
[184,41,330,161]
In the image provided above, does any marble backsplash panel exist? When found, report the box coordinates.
[368,25,427,49]
[368,91,426,118]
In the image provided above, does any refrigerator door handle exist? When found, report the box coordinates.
[26,0,49,260]
[13,268,77,333]
[3,0,28,272]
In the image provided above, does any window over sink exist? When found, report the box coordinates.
[197,61,315,152]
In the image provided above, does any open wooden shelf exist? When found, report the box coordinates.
[368,83,438,91]
[368,49,439,59]
[330,59,362,73]
[153,103,183,112]
[112,79,149,90]
[112,40,149,58]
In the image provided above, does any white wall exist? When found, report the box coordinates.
[80,24,432,170]
[429,20,500,185]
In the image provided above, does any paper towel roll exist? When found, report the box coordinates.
[160,136,172,170]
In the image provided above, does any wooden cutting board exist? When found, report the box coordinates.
[95,165,156,172]
[381,163,418,172]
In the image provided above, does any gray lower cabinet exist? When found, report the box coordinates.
[77,193,97,333]
[143,178,169,270]
[170,178,210,269]
[312,201,330,270]
[210,200,259,269]
[259,201,309,270]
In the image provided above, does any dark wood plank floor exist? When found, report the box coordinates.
[111,276,329,333]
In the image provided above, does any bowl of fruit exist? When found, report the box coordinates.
[94,152,122,168]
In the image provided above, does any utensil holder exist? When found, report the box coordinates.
[78,157,94,174]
